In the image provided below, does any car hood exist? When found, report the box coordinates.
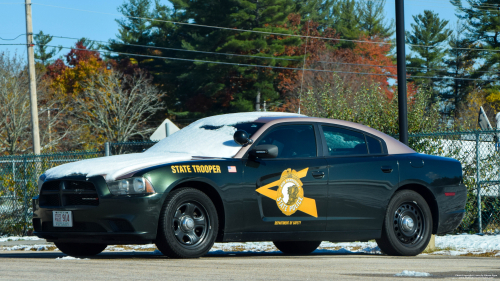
[44,152,195,182]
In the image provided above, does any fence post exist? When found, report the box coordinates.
[22,156,28,236]
[105,142,111,157]
[476,132,482,233]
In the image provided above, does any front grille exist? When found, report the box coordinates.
[40,194,61,206]
[65,194,99,206]
[39,180,99,207]
[42,222,106,232]
[42,181,60,191]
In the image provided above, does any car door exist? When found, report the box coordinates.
[242,123,329,232]
[320,125,399,232]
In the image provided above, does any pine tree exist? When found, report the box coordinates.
[451,0,500,110]
[443,21,478,116]
[163,0,301,113]
[295,0,341,30]
[357,0,394,38]
[34,31,61,66]
[405,10,452,101]
[107,0,166,70]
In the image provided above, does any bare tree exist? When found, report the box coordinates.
[0,53,69,155]
[75,70,164,143]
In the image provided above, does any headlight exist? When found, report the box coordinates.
[107,177,155,195]
[38,174,46,193]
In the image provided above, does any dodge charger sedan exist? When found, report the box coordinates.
[33,112,466,258]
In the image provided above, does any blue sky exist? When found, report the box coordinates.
[0,0,460,59]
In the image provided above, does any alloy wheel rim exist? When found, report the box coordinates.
[172,202,209,247]
[393,201,425,246]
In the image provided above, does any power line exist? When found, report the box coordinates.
[7,32,498,76]
[31,3,500,53]
[0,34,25,41]
[44,33,479,73]
[50,34,304,62]
[358,0,500,12]
[43,44,497,82]
[0,43,26,46]
[31,3,391,45]
[0,33,429,70]
[46,44,398,77]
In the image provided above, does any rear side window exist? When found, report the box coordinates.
[256,125,316,159]
[367,136,383,154]
[322,126,368,156]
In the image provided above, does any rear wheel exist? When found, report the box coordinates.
[155,188,218,258]
[273,241,321,255]
[376,190,432,256]
[54,242,107,257]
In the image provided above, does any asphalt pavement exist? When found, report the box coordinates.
[0,247,499,280]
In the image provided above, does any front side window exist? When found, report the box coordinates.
[322,126,368,156]
[256,125,316,159]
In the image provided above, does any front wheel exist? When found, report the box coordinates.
[273,241,321,255]
[376,190,432,256]
[155,188,218,258]
[54,242,107,257]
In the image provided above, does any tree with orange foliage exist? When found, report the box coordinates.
[45,41,163,150]
[47,41,110,101]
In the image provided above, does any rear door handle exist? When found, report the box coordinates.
[381,166,393,173]
[312,171,325,179]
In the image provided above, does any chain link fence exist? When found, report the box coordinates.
[1,130,499,235]
[0,151,104,235]
[406,130,500,234]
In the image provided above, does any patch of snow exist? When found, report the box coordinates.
[146,112,303,156]
[431,250,469,256]
[1,245,56,251]
[56,256,89,260]
[44,112,303,181]
[4,234,498,256]
[0,236,43,242]
[395,270,431,277]
[436,234,500,251]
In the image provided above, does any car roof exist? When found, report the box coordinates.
[233,116,415,158]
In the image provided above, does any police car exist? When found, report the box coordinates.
[33,112,466,258]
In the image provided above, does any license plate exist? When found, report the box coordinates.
[53,211,73,227]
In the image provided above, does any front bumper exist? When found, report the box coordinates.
[32,177,163,245]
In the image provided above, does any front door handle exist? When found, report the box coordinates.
[312,171,325,179]
[381,166,393,173]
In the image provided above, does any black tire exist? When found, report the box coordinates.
[155,188,218,258]
[376,190,433,256]
[273,241,321,255]
[54,242,107,257]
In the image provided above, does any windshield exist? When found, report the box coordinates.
[145,112,301,157]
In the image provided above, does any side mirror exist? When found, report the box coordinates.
[234,130,253,146]
[249,144,278,159]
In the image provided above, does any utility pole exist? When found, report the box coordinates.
[255,91,261,111]
[395,0,408,145]
[25,0,41,154]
